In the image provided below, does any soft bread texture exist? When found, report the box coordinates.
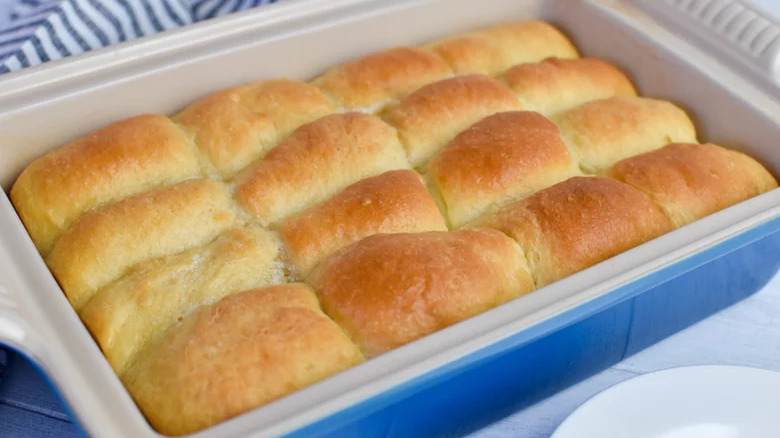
[123,284,363,436]
[280,170,447,279]
[235,113,410,226]
[312,47,452,111]
[382,74,523,167]
[429,21,578,75]
[10,114,202,254]
[426,111,580,228]
[608,143,778,227]
[555,96,697,173]
[501,57,636,116]
[46,179,237,310]
[477,177,674,286]
[309,230,535,358]
[175,79,336,178]
[80,227,284,374]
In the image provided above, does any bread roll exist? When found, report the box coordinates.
[175,79,335,178]
[80,227,284,374]
[311,47,452,111]
[477,177,673,286]
[280,170,447,278]
[428,21,578,75]
[554,96,697,173]
[47,179,237,310]
[235,113,410,226]
[501,57,636,116]
[382,74,523,167]
[309,229,534,358]
[123,284,363,436]
[608,143,778,227]
[426,111,580,228]
[10,114,201,254]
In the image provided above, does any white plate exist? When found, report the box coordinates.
[551,365,780,438]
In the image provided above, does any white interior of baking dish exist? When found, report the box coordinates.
[0,0,778,437]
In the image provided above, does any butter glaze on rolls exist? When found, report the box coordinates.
[428,21,579,75]
[309,229,535,358]
[10,114,202,255]
[47,178,237,310]
[554,96,697,173]
[280,170,447,279]
[311,46,452,111]
[477,177,674,287]
[608,143,778,227]
[425,111,581,228]
[382,74,523,167]
[175,79,336,178]
[81,227,284,374]
[501,57,636,116]
[123,283,364,436]
[235,112,410,227]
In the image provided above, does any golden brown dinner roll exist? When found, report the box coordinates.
[607,143,778,227]
[311,47,452,111]
[428,21,578,75]
[426,111,580,228]
[235,113,410,226]
[382,74,523,167]
[280,170,447,279]
[309,229,534,358]
[554,96,697,173]
[81,227,284,374]
[175,79,336,178]
[46,179,237,310]
[10,114,202,255]
[477,177,673,286]
[123,284,363,436]
[501,57,636,116]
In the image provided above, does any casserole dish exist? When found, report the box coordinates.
[0,0,778,436]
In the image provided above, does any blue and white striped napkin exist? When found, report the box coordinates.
[0,0,280,75]
[0,0,282,386]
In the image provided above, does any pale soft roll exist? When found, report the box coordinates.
[175,79,336,178]
[477,176,674,286]
[428,21,578,75]
[554,96,697,173]
[501,57,636,116]
[607,143,778,227]
[279,170,447,279]
[46,178,237,310]
[123,284,364,436]
[10,114,202,255]
[311,47,452,111]
[235,112,410,227]
[309,229,535,358]
[425,111,580,228]
[382,74,523,167]
[80,226,284,374]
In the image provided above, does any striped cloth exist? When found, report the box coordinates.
[0,0,280,75]
[0,0,281,386]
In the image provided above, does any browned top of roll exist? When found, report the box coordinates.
[10,114,202,255]
[382,74,523,167]
[123,284,363,436]
[425,111,580,227]
[309,229,534,358]
[311,47,452,111]
[280,170,447,279]
[428,21,578,75]
[501,57,636,116]
[234,112,410,226]
[478,176,674,286]
[608,143,778,227]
